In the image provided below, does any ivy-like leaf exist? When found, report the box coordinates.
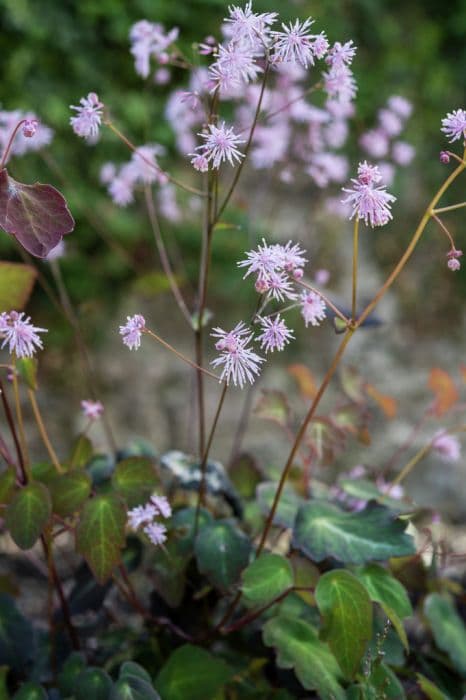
[315,570,373,679]
[155,645,232,700]
[76,494,127,583]
[0,168,74,258]
[424,593,466,676]
[293,501,415,564]
[195,520,251,591]
[241,554,294,609]
[112,457,158,508]
[263,615,345,699]
[5,482,51,550]
[0,261,37,313]
[49,470,92,517]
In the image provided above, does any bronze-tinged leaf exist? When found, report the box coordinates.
[428,368,459,417]
[0,168,74,258]
[365,383,397,419]
[288,364,317,399]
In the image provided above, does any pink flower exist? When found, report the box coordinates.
[70,92,103,140]
[271,18,321,68]
[267,270,298,302]
[131,144,165,184]
[360,129,389,158]
[326,40,356,68]
[439,151,450,164]
[378,108,403,137]
[209,42,262,91]
[342,162,396,227]
[447,248,462,271]
[45,240,66,261]
[441,109,466,142]
[119,314,146,350]
[127,503,158,529]
[81,399,104,421]
[211,322,264,388]
[357,160,382,185]
[224,3,277,47]
[130,20,179,78]
[300,291,326,327]
[257,314,294,353]
[195,122,245,168]
[392,141,415,166]
[100,162,117,184]
[151,494,172,518]
[387,96,412,119]
[0,311,47,358]
[190,153,209,172]
[323,65,357,102]
[143,521,167,545]
[432,431,461,462]
[238,239,281,278]
[279,241,308,273]
[22,119,39,138]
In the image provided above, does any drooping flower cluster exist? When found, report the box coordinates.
[69,92,104,141]
[446,248,463,272]
[431,431,461,463]
[342,161,396,227]
[0,311,47,358]
[130,20,179,79]
[0,109,53,162]
[441,109,466,143]
[81,399,104,421]
[119,314,146,350]
[127,495,172,546]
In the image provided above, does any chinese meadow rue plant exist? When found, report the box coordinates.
[0,3,466,698]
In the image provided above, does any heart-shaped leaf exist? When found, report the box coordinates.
[49,470,92,517]
[241,554,294,609]
[316,570,372,679]
[0,168,74,258]
[0,261,37,312]
[5,482,51,549]
[112,457,158,507]
[155,645,232,700]
[293,501,415,564]
[195,520,251,591]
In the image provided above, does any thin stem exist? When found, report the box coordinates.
[351,219,360,322]
[28,390,64,474]
[433,201,466,215]
[11,358,30,470]
[432,214,456,248]
[0,119,26,168]
[296,280,349,324]
[0,378,26,482]
[144,186,192,326]
[105,121,205,197]
[195,383,229,532]
[144,328,221,381]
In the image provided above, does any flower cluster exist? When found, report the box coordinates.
[127,495,172,546]
[441,109,466,143]
[119,314,146,350]
[190,122,245,170]
[446,248,463,272]
[431,431,461,463]
[69,92,104,141]
[342,161,396,227]
[0,109,53,162]
[81,399,104,421]
[130,20,179,79]
[0,311,47,358]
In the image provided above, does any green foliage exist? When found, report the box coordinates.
[0,261,36,312]
[195,519,251,591]
[75,668,113,700]
[155,645,232,700]
[0,594,34,673]
[76,494,127,582]
[424,594,466,676]
[263,615,345,699]
[68,434,94,469]
[256,482,303,529]
[0,467,17,504]
[293,501,416,564]
[5,482,51,549]
[16,358,38,391]
[58,652,87,697]
[241,554,294,609]
[48,469,92,517]
[112,457,158,508]
[12,683,47,700]
[316,570,373,680]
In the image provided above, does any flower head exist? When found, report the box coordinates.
[224,2,277,47]
[441,109,466,143]
[127,495,171,547]
[22,119,39,138]
[257,314,294,352]
[143,521,167,545]
[238,238,283,278]
[70,92,103,140]
[151,494,172,518]
[209,42,262,91]
[342,162,396,227]
[127,503,158,529]
[119,314,146,350]
[211,322,264,388]
[300,290,326,327]
[195,122,245,169]
[271,18,321,68]
[326,40,356,68]
[0,311,47,358]
[81,399,104,421]
[432,431,461,463]
[447,248,462,271]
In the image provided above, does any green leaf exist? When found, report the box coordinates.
[58,652,87,697]
[368,662,405,699]
[424,593,466,676]
[416,673,449,700]
[76,494,127,583]
[256,482,303,529]
[49,470,92,517]
[112,664,160,700]
[112,457,158,508]
[0,261,36,312]
[0,467,17,505]
[229,454,261,499]
[0,594,34,672]
[5,482,51,550]
[75,668,113,700]
[293,501,415,564]
[68,434,93,469]
[241,554,294,609]
[354,563,412,650]
[195,520,251,591]
[315,570,372,679]
[0,666,9,700]
[171,506,212,556]
[119,662,152,684]
[12,683,47,700]
[338,478,411,513]
[155,644,232,700]
[16,358,38,391]
[263,615,345,699]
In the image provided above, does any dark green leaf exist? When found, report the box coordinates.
[49,470,92,517]
[263,615,345,699]
[0,467,17,505]
[229,454,262,499]
[119,662,152,684]
[338,478,411,513]
[75,668,113,700]
[76,494,126,583]
[111,678,160,700]
[0,666,8,700]
[16,359,38,391]
[424,593,466,676]
[241,554,293,609]
[12,683,47,700]
[293,501,415,564]
[256,482,303,529]
[316,570,372,679]
[416,673,449,700]
[0,594,34,672]
[368,663,406,699]
[155,644,232,700]
[112,457,158,507]
[69,434,93,469]
[5,482,51,549]
[195,520,251,591]
[0,261,37,312]
[58,652,87,697]
[171,506,213,556]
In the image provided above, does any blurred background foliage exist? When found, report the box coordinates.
[1,0,465,344]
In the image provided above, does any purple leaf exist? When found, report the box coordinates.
[0,168,74,258]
